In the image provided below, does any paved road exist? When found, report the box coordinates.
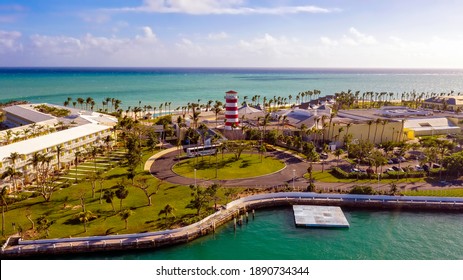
[148,148,458,192]
[149,149,310,187]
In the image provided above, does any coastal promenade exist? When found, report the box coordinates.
[2,192,463,258]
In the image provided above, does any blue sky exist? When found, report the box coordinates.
[1,0,462,67]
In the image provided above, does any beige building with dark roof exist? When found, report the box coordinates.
[423,96,463,112]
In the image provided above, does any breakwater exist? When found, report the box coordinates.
[2,192,463,258]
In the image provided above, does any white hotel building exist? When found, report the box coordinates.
[0,104,117,185]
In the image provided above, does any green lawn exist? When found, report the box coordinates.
[309,170,426,184]
[172,153,285,180]
[1,148,239,243]
[402,188,463,197]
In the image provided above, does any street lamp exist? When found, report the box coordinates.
[194,168,197,188]
[377,172,380,190]
[292,169,296,189]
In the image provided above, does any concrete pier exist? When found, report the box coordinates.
[293,205,350,228]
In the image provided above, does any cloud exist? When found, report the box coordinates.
[320,27,377,47]
[345,27,377,45]
[111,0,336,15]
[320,36,338,46]
[30,26,157,58]
[0,4,27,23]
[208,31,229,40]
[0,30,23,53]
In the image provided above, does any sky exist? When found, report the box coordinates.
[1,0,463,68]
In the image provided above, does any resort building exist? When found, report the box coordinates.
[0,104,117,186]
[422,96,463,112]
[336,107,461,145]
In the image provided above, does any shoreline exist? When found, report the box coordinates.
[2,192,462,259]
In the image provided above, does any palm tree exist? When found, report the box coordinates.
[85,97,94,110]
[333,148,344,166]
[373,119,382,144]
[103,190,115,212]
[55,144,64,171]
[74,151,81,183]
[76,210,96,233]
[380,119,389,143]
[158,204,176,224]
[213,101,223,128]
[3,152,22,192]
[1,186,10,236]
[366,120,374,141]
[119,209,133,230]
[115,184,129,211]
[77,98,84,109]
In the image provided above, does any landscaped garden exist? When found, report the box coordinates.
[0,148,242,243]
[173,153,285,180]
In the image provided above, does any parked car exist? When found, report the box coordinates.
[386,167,394,172]
[398,156,406,162]
[350,168,360,173]
[392,166,404,172]
[320,152,328,159]
[387,159,394,164]
[415,165,424,171]
[432,163,441,169]
[391,158,400,164]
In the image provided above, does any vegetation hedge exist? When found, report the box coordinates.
[349,185,375,195]
[384,171,426,179]
[332,167,428,180]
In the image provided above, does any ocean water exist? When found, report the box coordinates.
[1,68,463,109]
[59,208,463,260]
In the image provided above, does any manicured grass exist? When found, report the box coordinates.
[401,188,463,197]
[1,148,239,243]
[309,170,426,184]
[172,153,285,180]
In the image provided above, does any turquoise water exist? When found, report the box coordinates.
[1,68,463,109]
[64,208,463,260]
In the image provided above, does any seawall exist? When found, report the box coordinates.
[2,192,463,258]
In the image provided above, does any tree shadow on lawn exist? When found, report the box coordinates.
[105,173,128,180]
[193,157,238,170]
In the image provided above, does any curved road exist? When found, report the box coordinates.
[149,149,310,187]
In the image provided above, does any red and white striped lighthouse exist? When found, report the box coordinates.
[224,90,239,130]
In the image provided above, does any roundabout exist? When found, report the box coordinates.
[172,153,286,180]
[149,147,310,187]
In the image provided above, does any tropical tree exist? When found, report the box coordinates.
[103,190,115,212]
[225,140,250,161]
[75,210,96,233]
[55,144,64,170]
[119,209,133,230]
[1,186,9,236]
[3,152,23,192]
[115,184,129,211]
[1,167,22,194]
[158,204,176,224]
[134,177,161,206]
[187,183,219,216]
[304,142,319,183]
[333,148,344,166]
[74,151,82,183]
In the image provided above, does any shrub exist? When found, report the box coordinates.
[383,171,426,179]
[349,185,375,195]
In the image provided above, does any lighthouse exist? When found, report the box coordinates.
[224,90,239,130]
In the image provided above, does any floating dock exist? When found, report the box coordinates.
[293,205,350,228]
